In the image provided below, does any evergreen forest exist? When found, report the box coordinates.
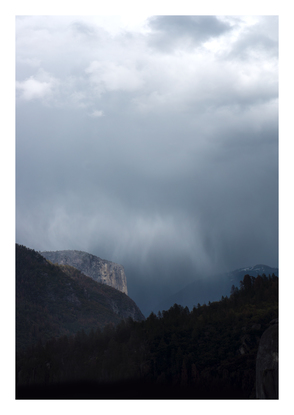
[16,271,278,399]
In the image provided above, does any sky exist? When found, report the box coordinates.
[15,15,279,315]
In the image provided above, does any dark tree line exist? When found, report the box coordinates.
[16,273,278,399]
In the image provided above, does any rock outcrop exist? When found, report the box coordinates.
[41,250,128,295]
[256,319,278,399]
[16,244,145,353]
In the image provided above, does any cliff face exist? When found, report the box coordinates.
[41,250,128,295]
[16,244,144,352]
[256,320,278,399]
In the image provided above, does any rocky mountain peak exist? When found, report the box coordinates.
[41,250,128,295]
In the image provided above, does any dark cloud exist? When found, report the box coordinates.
[147,15,232,51]
[15,16,278,316]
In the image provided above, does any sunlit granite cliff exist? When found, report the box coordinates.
[41,250,128,295]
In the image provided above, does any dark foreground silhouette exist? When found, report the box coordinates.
[16,379,249,400]
[16,272,278,399]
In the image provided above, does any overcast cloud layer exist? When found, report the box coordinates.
[15,15,278,315]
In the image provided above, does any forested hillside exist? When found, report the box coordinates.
[154,265,278,313]
[16,272,278,399]
[16,244,144,352]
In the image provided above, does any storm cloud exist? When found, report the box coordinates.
[15,16,278,315]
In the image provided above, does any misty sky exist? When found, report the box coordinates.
[15,15,278,315]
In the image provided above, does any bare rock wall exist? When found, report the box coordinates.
[41,250,128,295]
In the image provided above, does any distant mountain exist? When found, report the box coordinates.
[41,250,128,295]
[154,264,278,313]
[16,244,145,352]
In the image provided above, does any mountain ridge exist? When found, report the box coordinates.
[153,264,278,313]
[16,244,144,352]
